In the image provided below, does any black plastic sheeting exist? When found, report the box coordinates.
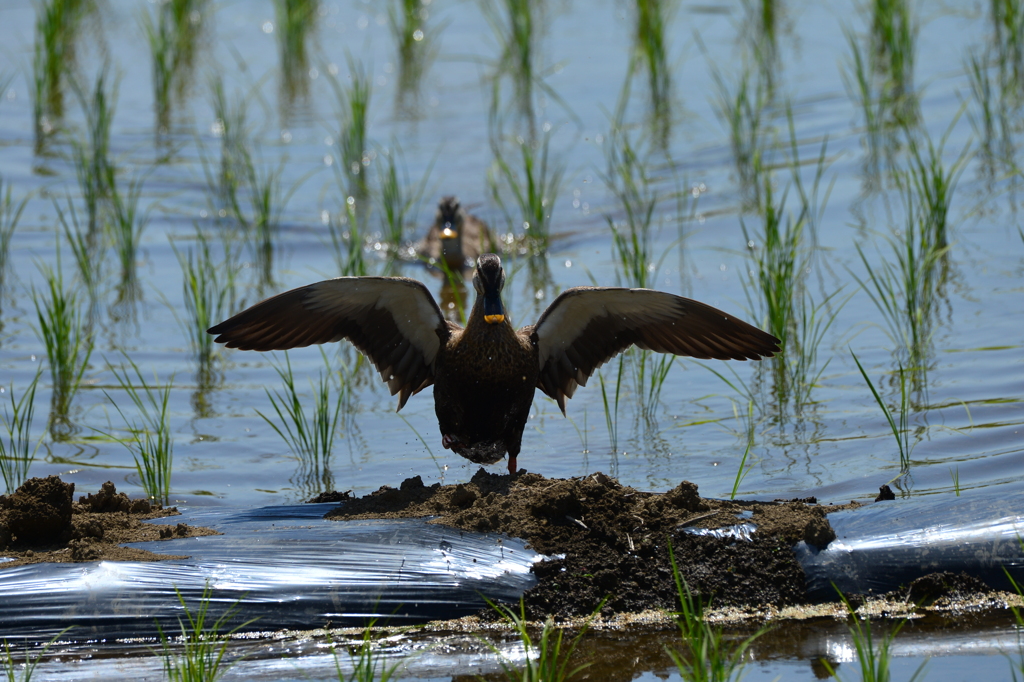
[797,491,1024,600]
[0,503,542,641]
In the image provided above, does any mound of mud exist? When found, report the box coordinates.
[325,469,861,618]
[0,477,218,567]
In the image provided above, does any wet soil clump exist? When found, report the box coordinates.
[0,477,218,568]
[325,469,861,619]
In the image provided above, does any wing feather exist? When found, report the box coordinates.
[208,277,451,411]
[532,287,779,413]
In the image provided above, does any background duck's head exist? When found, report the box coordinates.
[437,196,464,241]
[473,254,506,324]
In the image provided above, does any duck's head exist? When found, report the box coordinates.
[437,196,464,242]
[473,253,506,325]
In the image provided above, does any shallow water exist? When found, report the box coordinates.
[1,0,1023,677]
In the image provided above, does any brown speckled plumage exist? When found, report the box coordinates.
[208,254,780,472]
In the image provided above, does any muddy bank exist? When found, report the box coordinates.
[324,469,863,618]
[0,477,218,568]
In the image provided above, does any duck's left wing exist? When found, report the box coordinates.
[530,287,780,414]
[208,277,451,410]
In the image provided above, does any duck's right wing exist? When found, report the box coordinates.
[208,277,452,410]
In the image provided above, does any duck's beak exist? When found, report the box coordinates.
[483,291,505,324]
[440,223,458,239]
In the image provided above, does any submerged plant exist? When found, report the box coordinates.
[107,358,174,504]
[33,261,94,435]
[0,370,43,495]
[374,142,432,251]
[70,68,117,235]
[389,0,438,117]
[328,196,368,277]
[54,196,103,304]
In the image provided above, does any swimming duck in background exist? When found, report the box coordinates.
[416,196,496,272]
[208,254,779,474]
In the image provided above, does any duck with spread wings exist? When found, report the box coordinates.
[208,254,779,473]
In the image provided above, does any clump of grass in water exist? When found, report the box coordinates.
[32,260,94,437]
[204,78,250,216]
[991,0,1024,94]
[257,352,344,498]
[0,175,29,291]
[0,370,44,495]
[481,0,539,134]
[329,59,373,203]
[489,128,564,254]
[485,597,603,682]
[819,591,927,682]
[159,584,253,682]
[667,540,766,681]
[107,357,174,504]
[852,350,914,481]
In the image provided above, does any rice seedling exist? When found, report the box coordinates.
[991,0,1024,93]
[143,3,175,134]
[107,170,149,302]
[631,0,674,145]
[601,125,658,290]
[598,356,625,453]
[106,357,174,504]
[159,584,253,682]
[950,466,961,496]
[31,0,91,149]
[0,369,43,495]
[275,0,318,103]
[327,196,368,277]
[374,142,433,250]
[69,67,117,235]
[389,0,438,117]
[32,260,94,435]
[206,78,250,214]
[741,0,778,85]
[54,196,103,304]
[481,0,539,134]
[899,131,970,254]
[667,540,766,681]
[965,49,1000,163]
[0,175,28,290]
[488,128,564,253]
[711,66,770,206]
[172,228,241,373]
[240,153,289,289]
[329,622,405,682]
[729,400,755,500]
[852,186,946,372]
[257,352,343,496]
[1,627,72,682]
[485,597,602,682]
[852,350,913,476]
[819,592,927,682]
[329,59,373,202]
[870,0,915,96]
